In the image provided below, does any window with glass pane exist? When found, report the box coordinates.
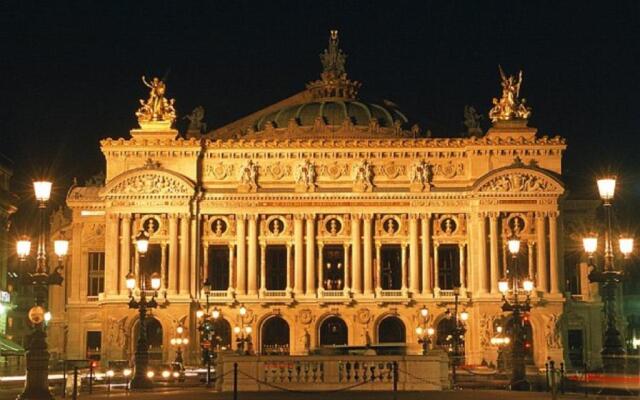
[266,245,287,290]
[380,245,402,290]
[208,245,229,290]
[437,244,459,289]
[322,245,344,290]
[87,252,105,297]
[86,331,102,361]
[140,244,162,289]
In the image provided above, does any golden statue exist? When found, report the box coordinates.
[135,76,177,124]
[489,66,532,123]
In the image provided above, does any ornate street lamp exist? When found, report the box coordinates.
[197,281,221,387]
[584,176,635,373]
[16,180,67,400]
[415,306,433,354]
[450,285,468,387]
[234,304,252,355]
[126,237,161,390]
[170,325,189,365]
[499,235,534,391]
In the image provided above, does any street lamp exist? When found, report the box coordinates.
[126,268,161,389]
[584,176,635,373]
[500,235,534,391]
[235,305,252,355]
[171,325,189,365]
[450,285,467,387]
[16,180,67,400]
[197,281,221,387]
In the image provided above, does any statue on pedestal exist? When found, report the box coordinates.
[136,76,177,125]
[488,66,532,123]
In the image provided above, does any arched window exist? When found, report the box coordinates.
[319,316,348,346]
[133,317,163,362]
[261,317,290,355]
[378,316,406,343]
[212,318,232,350]
[435,311,466,366]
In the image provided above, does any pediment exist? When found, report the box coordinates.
[101,168,195,198]
[474,166,564,195]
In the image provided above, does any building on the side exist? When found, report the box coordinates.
[53,32,606,370]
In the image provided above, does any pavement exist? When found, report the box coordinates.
[0,387,636,400]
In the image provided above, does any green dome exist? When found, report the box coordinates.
[253,100,408,131]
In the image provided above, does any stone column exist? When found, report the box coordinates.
[489,213,500,294]
[536,212,548,292]
[179,215,190,294]
[119,214,131,296]
[228,244,235,290]
[168,214,179,294]
[247,215,258,296]
[236,215,246,295]
[71,222,83,301]
[421,214,432,295]
[459,243,466,289]
[343,243,351,290]
[203,243,209,284]
[105,213,120,296]
[160,243,167,291]
[363,215,373,295]
[351,215,362,294]
[549,212,560,294]
[477,213,488,294]
[317,243,324,290]
[260,244,267,291]
[305,215,316,295]
[527,241,534,280]
[409,215,420,293]
[401,243,408,291]
[286,244,292,291]
[294,215,305,295]
[375,243,382,291]
[433,242,440,292]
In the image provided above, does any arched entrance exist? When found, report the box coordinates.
[504,315,534,366]
[212,318,232,350]
[261,317,290,355]
[378,316,406,343]
[435,311,465,365]
[133,317,163,362]
[320,316,348,346]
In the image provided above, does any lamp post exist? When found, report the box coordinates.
[499,235,534,391]
[415,306,434,355]
[197,281,221,387]
[447,286,469,387]
[16,180,68,400]
[234,305,252,355]
[126,230,161,390]
[171,325,189,365]
[583,177,634,373]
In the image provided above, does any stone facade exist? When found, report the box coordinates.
[52,32,603,370]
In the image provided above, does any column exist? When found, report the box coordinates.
[549,212,560,294]
[294,215,304,295]
[202,243,209,284]
[477,213,488,294]
[247,215,258,295]
[459,243,466,289]
[343,244,351,290]
[351,215,362,294]
[179,215,190,294]
[71,222,83,301]
[375,243,382,291]
[105,213,120,296]
[119,214,131,296]
[286,244,292,290]
[433,242,440,292]
[363,215,373,295]
[421,214,432,295]
[228,244,235,290]
[401,244,408,290]
[536,212,548,292]
[236,215,246,295]
[160,243,167,290]
[305,215,316,295]
[409,215,420,293]
[168,214,179,294]
[489,213,500,294]
[527,241,535,280]
[260,244,266,291]
[317,243,324,291]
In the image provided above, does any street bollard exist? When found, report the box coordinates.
[392,361,398,400]
[549,361,558,400]
[72,367,78,400]
[559,362,565,394]
[233,362,238,400]
[545,361,550,391]
[89,362,93,394]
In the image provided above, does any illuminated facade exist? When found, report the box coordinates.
[53,32,603,369]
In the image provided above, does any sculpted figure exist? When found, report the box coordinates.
[295,160,317,191]
[136,76,176,123]
[410,160,433,191]
[184,106,207,133]
[489,66,532,122]
[353,160,373,191]
[239,160,258,191]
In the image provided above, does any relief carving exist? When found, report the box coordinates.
[409,160,433,192]
[205,162,234,180]
[294,160,317,192]
[111,174,191,195]
[238,160,258,193]
[353,160,374,192]
[480,173,555,192]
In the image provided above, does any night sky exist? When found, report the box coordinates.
[1,1,639,231]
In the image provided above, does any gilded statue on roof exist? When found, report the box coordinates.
[489,66,532,123]
[136,76,177,124]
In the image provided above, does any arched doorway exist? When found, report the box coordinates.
[133,317,163,362]
[320,316,348,346]
[504,315,534,366]
[261,317,290,355]
[435,312,465,365]
[378,316,406,343]
[212,318,232,350]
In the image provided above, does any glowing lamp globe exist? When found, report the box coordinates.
[498,280,509,294]
[460,311,469,321]
[44,311,52,323]
[16,237,31,259]
[597,177,616,201]
[583,236,598,254]
[150,272,161,290]
[522,279,534,293]
[507,237,521,255]
[183,338,189,345]
[239,305,247,316]
[233,326,241,335]
[427,327,435,336]
[170,338,176,346]
[54,239,69,258]
[211,308,221,319]
[125,272,136,290]
[415,326,424,336]
[33,181,52,203]
[176,326,184,335]
[245,326,252,335]
[196,309,204,319]
[619,237,634,257]
[135,230,150,255]
[420,306,428,318]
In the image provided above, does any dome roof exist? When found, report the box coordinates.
[253,99,408,130]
